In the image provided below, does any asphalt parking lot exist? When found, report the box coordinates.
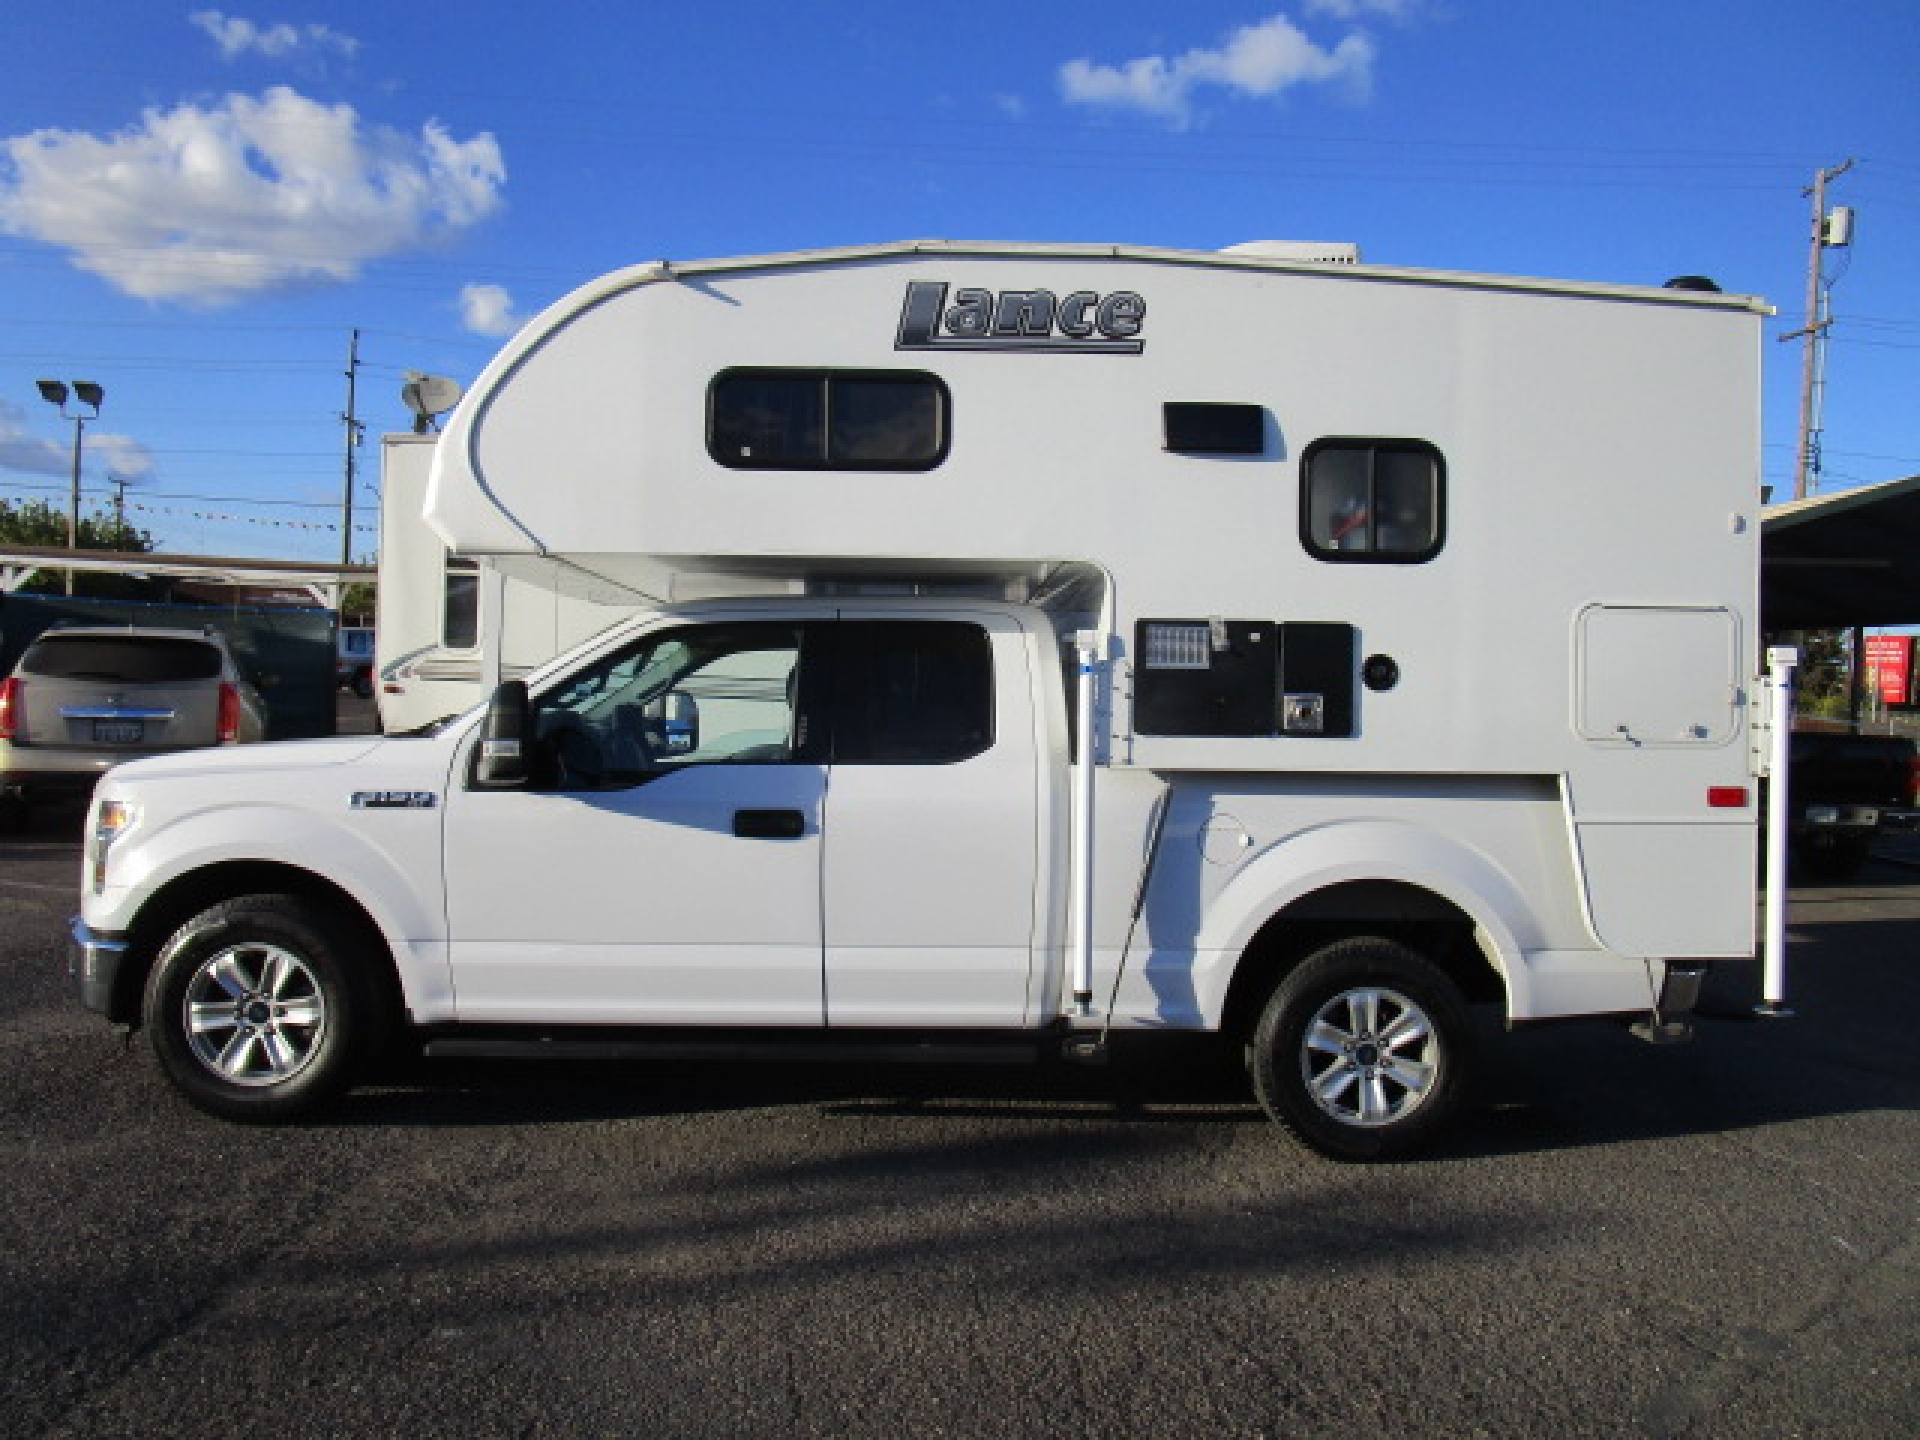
[0,775,1914,1438]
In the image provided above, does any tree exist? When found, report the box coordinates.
[338,580,377,624]
[1794,628,1852,721]
[0,497,160,598]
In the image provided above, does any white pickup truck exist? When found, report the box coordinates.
[72,592,1513,1159]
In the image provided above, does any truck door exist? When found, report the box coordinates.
[820,616,1041,1027]
[441,620,827,1024]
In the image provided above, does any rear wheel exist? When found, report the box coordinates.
[145,894,384,1121]
[1249,936,1471,1161]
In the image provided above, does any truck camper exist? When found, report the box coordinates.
[69,240,1776,1159]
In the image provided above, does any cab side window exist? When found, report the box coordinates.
[531,623,806,791]
[831,621,993,764]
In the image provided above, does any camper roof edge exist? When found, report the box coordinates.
[588,238,1770,311]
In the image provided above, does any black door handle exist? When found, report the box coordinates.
[734,808,806,839]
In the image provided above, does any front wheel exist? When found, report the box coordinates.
[1249,936,1472,1161]
[144,894,383,1121]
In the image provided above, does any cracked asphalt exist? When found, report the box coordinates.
[2,796,1914,1439]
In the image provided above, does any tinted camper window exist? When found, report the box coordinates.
[444,558,480,650]
[709,371,948,470]
[1302,440,1445,563]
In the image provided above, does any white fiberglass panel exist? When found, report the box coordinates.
[442,763,826,1024]
[822,619,1041,1026]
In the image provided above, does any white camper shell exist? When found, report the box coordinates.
[72,241,1771,1160]
[374,434,637,733]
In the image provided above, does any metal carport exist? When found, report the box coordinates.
[1763,474,1920,631]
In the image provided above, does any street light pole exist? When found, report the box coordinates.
[35,379,105,595]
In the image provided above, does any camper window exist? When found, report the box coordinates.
[708,370,948,470]
[444,558,480,649]
[1301,440,1444,563]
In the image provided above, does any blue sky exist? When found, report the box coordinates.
[1,1,1915,564]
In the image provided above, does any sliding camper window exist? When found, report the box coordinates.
[1301,439,1445,563]
[708,370,949,470]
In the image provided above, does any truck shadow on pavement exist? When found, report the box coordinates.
[330,874,1920,1162]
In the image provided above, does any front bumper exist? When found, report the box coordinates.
[68,917,129,1017]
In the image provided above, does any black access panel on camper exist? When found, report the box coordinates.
[1133,618,1356,738]
[1276,621,1356,738]
[1133,619,1276,736]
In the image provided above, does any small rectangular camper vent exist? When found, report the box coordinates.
[1219,241,1362,265]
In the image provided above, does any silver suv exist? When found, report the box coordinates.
[0,625,266,819]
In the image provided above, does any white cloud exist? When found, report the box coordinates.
[88,433,157,481]
[1060,12,1377,126]
[1305,0,1423,19]
[190,11,360,62]
[459,282,524,337]
[0,401,154,483]
[0,87,506,305]
[0,400,68,477]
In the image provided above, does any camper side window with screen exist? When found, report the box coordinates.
[709,370,948,470]
[1302,440,1444,563]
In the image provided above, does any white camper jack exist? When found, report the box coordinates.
[72,240,1773,1159]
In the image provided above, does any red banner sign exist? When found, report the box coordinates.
[1864,635,1913,707]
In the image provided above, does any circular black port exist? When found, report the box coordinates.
[1362,654,1400,692]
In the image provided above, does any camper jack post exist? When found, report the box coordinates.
[1069,630,1103,1017]
[1758,645,1799,1017]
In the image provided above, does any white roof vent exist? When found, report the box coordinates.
[1220,240,1362,265]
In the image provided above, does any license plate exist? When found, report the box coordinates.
[93,720,144,744]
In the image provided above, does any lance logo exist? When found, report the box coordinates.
[895,281,1146,355]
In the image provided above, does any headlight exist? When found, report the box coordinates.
[90,798,137,895]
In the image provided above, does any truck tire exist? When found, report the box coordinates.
[144,894,383,1121]
[1248,936,1471,1162]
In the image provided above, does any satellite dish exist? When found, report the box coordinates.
[402,373,464,419]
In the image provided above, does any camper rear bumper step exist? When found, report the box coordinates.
[421,1026,1053,1066]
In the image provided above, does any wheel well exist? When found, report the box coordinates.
[1218,880,1505,1044]
[112,861,403,1029]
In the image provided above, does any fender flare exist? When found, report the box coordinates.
[1193,818,1539,1016]
[110,802,448,1017]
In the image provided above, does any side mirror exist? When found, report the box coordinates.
[473,679,530,788]
[644,691,699,755]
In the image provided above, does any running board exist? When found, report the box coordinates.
[422,1025,1053,1066]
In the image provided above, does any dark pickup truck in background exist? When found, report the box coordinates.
[1787,727,1920,878]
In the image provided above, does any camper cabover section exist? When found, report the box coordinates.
[73,240,1769,1161]
[430,240,1761,773]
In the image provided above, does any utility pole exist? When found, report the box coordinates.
[340,328,363,576]
[1783,159,1855,501]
